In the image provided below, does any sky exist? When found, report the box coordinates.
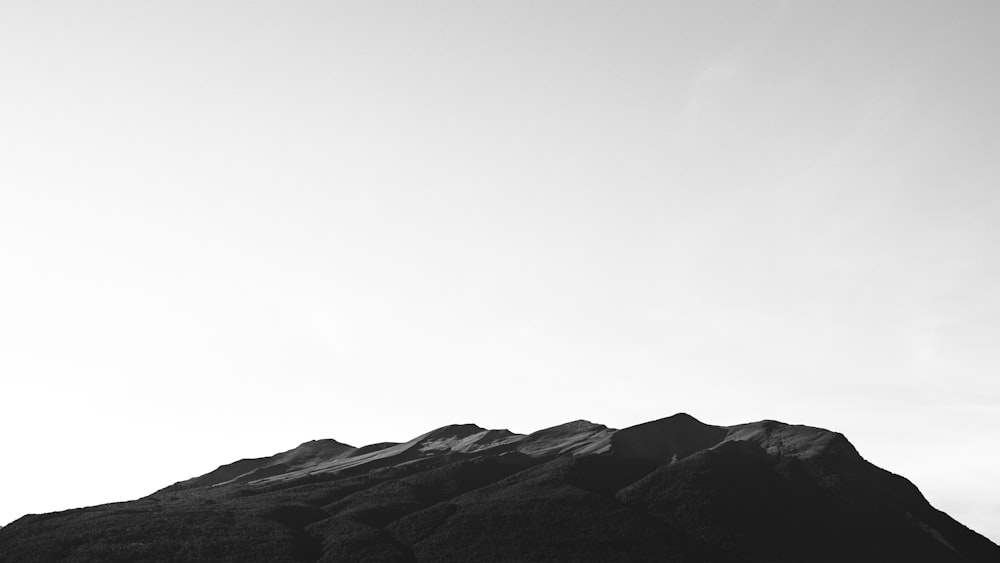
[1,0,998,542]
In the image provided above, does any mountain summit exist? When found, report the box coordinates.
[1,414,997,562]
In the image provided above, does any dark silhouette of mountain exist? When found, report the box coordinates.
[1,413,997,562]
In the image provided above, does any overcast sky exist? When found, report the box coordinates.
[1,0,998,542]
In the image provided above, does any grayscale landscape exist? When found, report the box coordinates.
[2,414,997,561]
[1,1,998,560]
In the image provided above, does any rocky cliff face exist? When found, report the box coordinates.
[1,414,997,562]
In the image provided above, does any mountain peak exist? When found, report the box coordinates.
[612,412,728,463]
[517,419,613,457]
[724,420,862,462]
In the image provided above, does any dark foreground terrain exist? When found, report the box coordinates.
[1,413,997,562]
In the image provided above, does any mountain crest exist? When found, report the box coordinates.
[612,412,728,463]
[13,413,995,563]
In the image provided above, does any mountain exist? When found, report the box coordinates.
[1,413,997,562]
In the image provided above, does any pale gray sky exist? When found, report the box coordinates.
[1,0,998,542]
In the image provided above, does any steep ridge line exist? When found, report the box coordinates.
[3,413,998,562]
[165,414,868,493]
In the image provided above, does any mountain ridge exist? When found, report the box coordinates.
[1,413,997,562]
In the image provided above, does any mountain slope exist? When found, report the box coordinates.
[1,414,996,562]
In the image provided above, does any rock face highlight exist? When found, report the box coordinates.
[1,414,997,562]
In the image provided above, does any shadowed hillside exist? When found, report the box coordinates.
[1,414,997,562]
